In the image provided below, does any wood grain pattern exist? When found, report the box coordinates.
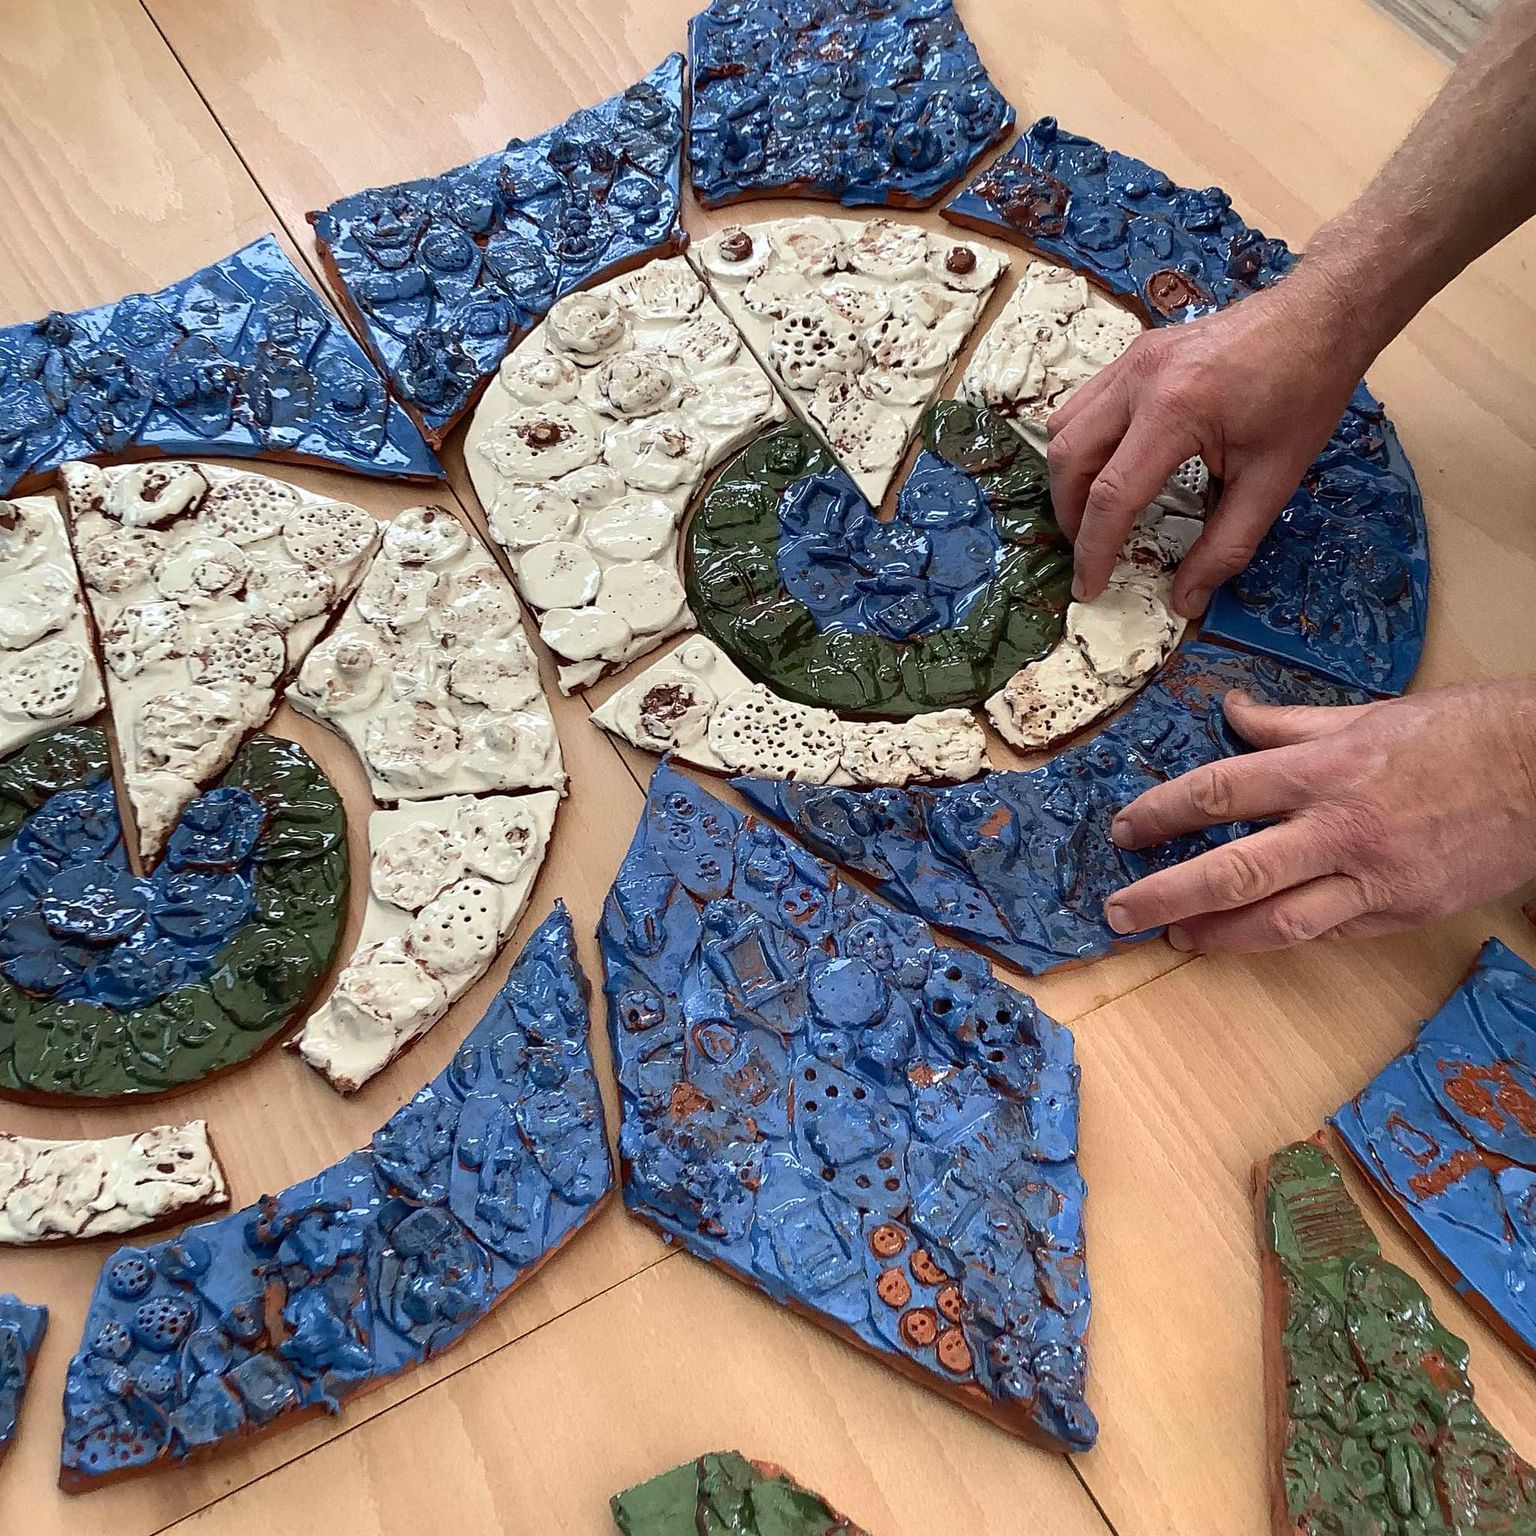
[2,1,1536,1533]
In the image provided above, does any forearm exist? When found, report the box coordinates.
[1281,0,1536,370]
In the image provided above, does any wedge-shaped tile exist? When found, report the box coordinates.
[0,1295,46,1463]
[602,763,1094,1453]
[61,904,607,1491]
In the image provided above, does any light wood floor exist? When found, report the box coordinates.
[1,3,1535,1534]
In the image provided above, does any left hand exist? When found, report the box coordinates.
[1102,681,1536,953]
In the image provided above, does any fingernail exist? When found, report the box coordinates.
[1072,576,1088,601]
[1105,900,1131,934]
[1109,815,1132,848]
[1178,586,1210,619]
[1167,924,1193,952]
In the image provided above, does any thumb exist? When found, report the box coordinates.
[1223,688,1374,748]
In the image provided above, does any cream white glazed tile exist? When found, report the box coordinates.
[287,504,564,802]
[693,216,1005,505]
[0,494,104,756]
[0,1120,226,1245]
[464,257,787,691]
[295,791,558,1094]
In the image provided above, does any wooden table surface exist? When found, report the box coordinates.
[2,2,1535,1533]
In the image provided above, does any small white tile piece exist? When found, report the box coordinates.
[295,791,558,1093]
[694,217,1006,505]
[464,257,788,692]
[287,505,564,802]
[0,495,105,756]
[59,460,380,864]
[592,636,990,786]
[0,1120,226,1245]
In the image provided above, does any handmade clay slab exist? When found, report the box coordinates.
[691,217,1005,505]
[310,55,687,446]
[1256,1138,1536,1536]
[0,235,441,497]
[603,762,1095,1452]
[737,642,1364,976]
[465,256,787,692]
[0,1295,47,1463]
[687,0,1014,209]
[0,495,105,756]
[288,504,564,802]
[685,406,1072,719]
[0,727,348,1105]
[0,1120,226,1246]
[612,1451,870,1535]
[1332,938,1536,1367]
[59,458,380,865]
[591,635,990,786]
[60,903,609,1491]
[945,119,1427,697]
[295,791,558,1093]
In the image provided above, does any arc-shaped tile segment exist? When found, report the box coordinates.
[602,762,1095,1453]
[60,903,608,1491]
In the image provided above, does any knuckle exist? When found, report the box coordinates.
[1085,463,1132,515]
[1319,800,1389,860]
[1046,432,1076,475]
[1203,845,1272,908]
[1195,538,1257,580]
[1187,766,1238,823]
[1264,902,1324,947]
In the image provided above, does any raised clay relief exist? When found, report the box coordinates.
[0,1295,46,1463]
[0,728,348,1105]
[613,1451,870,1536]
[591,635,990,785]
[687,0,1014,209]
[465,256,787,692]
[311,55,686,445]
[0,235,440,497]
[288,504,564,802]
[0,1121,227,1246]
[738,643,1363,976]
[1257,1138,1536,1536]
[0,495,104,756]
[295,792,558,1093]
[59,458,379,864]
[60,904,609,1490]
[1332,938,1536,1366]
[603,762,1095,1452]
[691,216,1005,505]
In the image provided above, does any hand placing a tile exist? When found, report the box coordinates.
[1102,681,1536,953]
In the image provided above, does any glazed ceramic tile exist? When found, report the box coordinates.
[288,505,564,802]
[946,121,1427,696]
[687,0,1014,209]
[0,235,440,497]
[296,792,558,1092]
[0,495,104,755]
[1257,1139,1536,1536]
[0,1121,227,1246]
[465,256,787,691]
[0,728,348,1105]
[612,1451,870,1535]
[737,643,1365,976]
[603,763,1095,1452]
[0,1295,46,1463]
[311,55,686,445]
[685,408,1071,718]
[692,217,1005,505]
[592,635,989,785]
[60,904,609,1490]
[1332,939,1536,1365]
[60,458,379,864]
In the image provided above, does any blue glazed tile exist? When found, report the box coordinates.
[687,0,1014,209]
[59,903,610,1488]
[1331,938,1536,1363]
[0,1294,47,1459]
[0,236,441,496]
[602,762,1094,1452]
[311,56,686,444]
[736,642,1366,976]
[945,118,1428,697]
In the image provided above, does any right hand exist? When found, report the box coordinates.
[1044,274,1370,617]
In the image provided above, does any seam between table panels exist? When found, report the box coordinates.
[1068,1459,1125,1536]
[143,1247,682,1536]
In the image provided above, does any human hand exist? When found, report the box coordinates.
[1101,681,1536,953]
[1045,273,1372,617]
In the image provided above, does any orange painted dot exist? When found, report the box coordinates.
[937,1327,973,1375]
[876,1267,912,1310]
[936,1284,963,1324]
[899,1307,939,1350]
[910,1247,947,1287]
[868,1223,906,1260]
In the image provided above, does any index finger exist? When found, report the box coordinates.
[1110,747,1313,850]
